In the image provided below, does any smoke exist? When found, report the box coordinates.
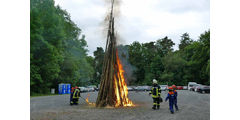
[101,0,133,83]
[117,45,137,85]
[101,0,125,44]
[103,0,122,18]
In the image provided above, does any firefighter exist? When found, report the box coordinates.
[165,87,176,114]
[172,85,179,111]
[70,86,81,105]
[149,79,161,110]
[70,87,75,105]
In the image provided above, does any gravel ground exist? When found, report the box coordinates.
[31,90,210,120]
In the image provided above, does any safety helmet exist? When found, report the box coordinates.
[168,87,173,90]
[75,86,78,89]
[172,85,177,89]
[153,79,157,84]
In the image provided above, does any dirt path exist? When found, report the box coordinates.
[31,90,209,120]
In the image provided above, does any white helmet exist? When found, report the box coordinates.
[153,79,157,84]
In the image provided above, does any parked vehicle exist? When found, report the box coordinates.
[79,87,88,93]
[86,86,95,92]
[183,86,188,90]
[177,86,183,90]
[135,86,144,91]
[127,86,133,91]
[143,86,151,91]
[135,86,151,91]
[160,85,168,91]
[88,85,98,91]
[196,85,210,93]
[190,84,200,91]
[194,84,202,92]
[130,86,137,91]
[192,84,202,92]
[188,82,197,91]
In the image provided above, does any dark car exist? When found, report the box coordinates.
[196,85,210,93]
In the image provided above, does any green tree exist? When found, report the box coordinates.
[162,52,187,85]
[128,41,145,84]
[93,47,105,85]
[179,33,193,50]
[155,36,175,56]
[181,30,210,85]
[30,0,94,94]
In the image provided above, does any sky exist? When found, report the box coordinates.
[54,0,210,56]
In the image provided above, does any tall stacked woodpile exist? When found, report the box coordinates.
[96,0,134,107]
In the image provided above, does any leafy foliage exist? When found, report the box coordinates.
[128,31,210,86]
[30,0,93,95]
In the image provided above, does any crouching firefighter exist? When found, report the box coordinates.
[70,86,81,105]
[165,87,176,114]
[149,79,162,110]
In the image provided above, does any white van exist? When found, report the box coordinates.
[188,82,197,91]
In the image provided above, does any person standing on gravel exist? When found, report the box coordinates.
[172,85,179,111]
[149,79,161,110]
[70,87,75,105]
[70,86,81,105]
[165,87,176,114]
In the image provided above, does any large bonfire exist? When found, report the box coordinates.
[96,0,134,107]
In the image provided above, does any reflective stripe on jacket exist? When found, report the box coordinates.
[150,85,161,98]
[73,89,80,99]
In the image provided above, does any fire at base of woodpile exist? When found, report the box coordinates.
[85,50,135,108]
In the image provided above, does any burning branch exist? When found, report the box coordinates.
[85,94,95,105]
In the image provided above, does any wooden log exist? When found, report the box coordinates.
[96,0,124,107]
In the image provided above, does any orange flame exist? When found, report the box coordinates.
[114,51,134,107]
[85,93,95,105]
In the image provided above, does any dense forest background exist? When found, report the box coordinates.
[30,0,210,95]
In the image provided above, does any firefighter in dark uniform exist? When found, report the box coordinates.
[149,79,161,110]
[70,86,81,105]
